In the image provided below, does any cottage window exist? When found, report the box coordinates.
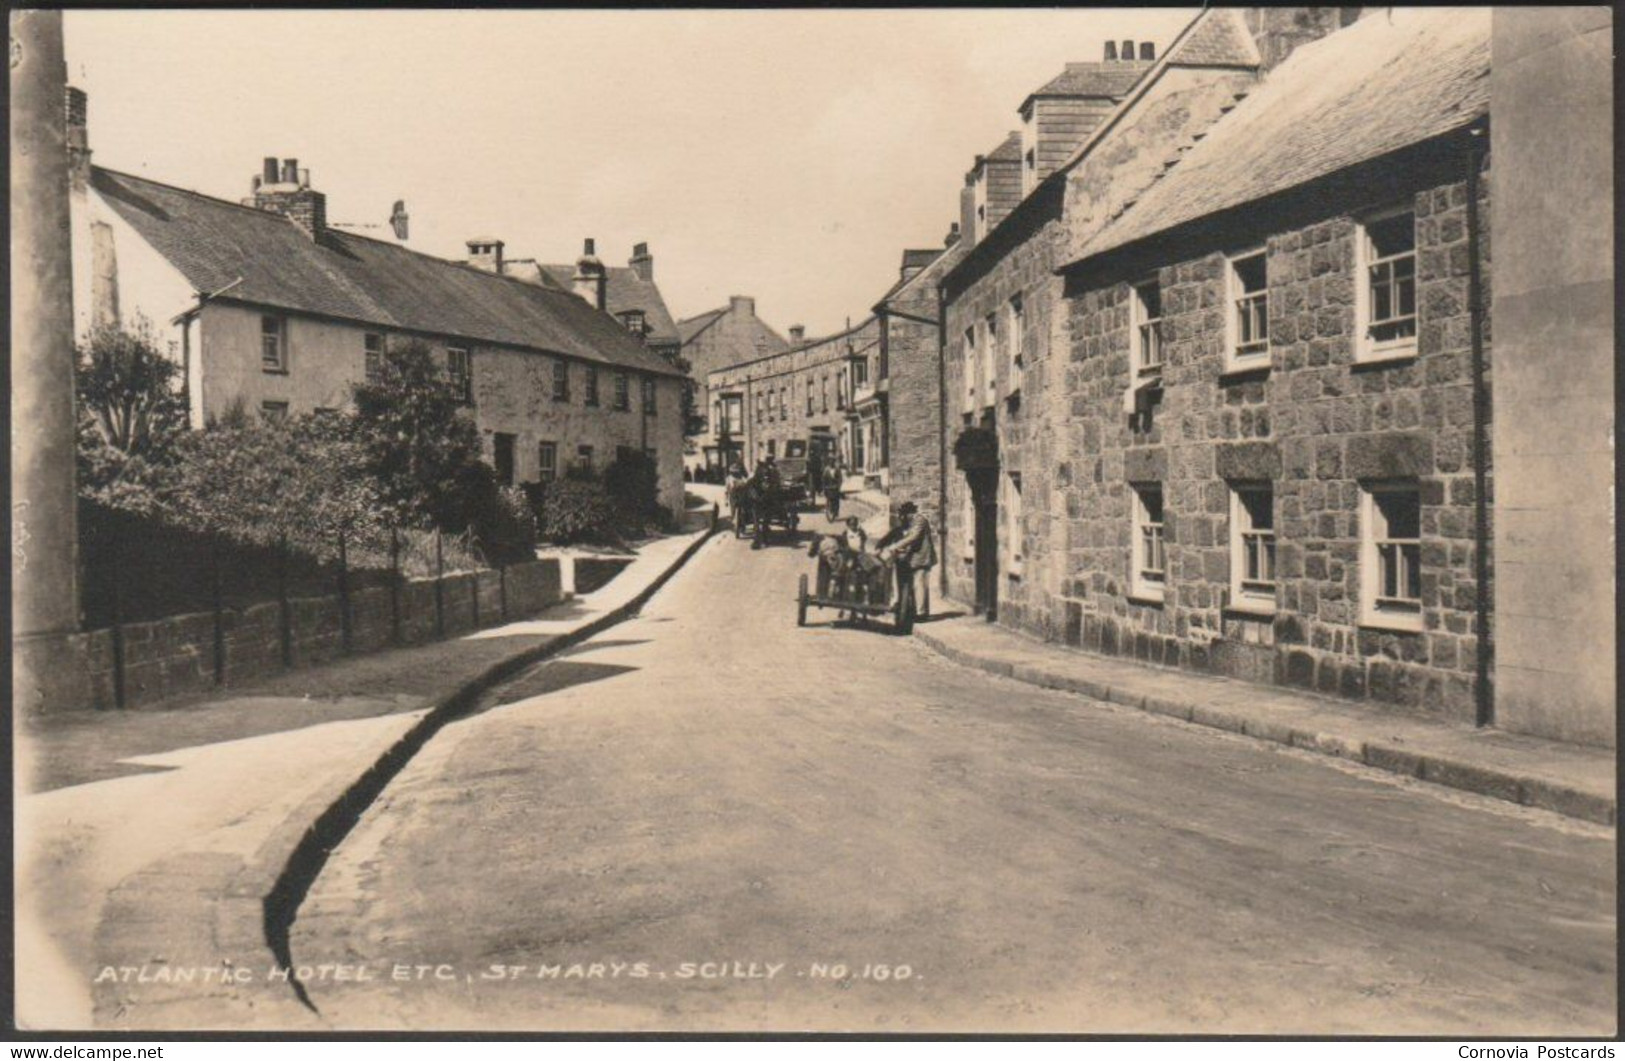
[961,327,977,414]
[779,387,787,419]
[576,444,594,472]
[822,376,830,414]
[261,315,288,372]
[756,393,764,423]
[1358,208,1418,362]
[1361,481,1423,631]
[621,310,647,336]
[1226,249,1269,370]
[493,432,516,486]
[260,400,289,421]
[584,365,600,407]
[642,377,657,415]
[1006,294,1024,398]
[614,372,631,411]
[363,332,385,383]
[446,347,472,404]
[1131,482,1165,602]
[537,441,558,483]
[982,314,998,405]
[853,356,869,390]
[552,360,570,402]
[1229,483,1277,612]
[1132,279,1163,378]
[806,384,815,415]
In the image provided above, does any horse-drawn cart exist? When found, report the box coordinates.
[796,556,917,634]
[728,478,800,548]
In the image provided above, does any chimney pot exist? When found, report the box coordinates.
[789,325,806,343]
[583,237,596,257]
[729,295,755,317]
[1140,41,1155,61]
[945,221,961,248]
[263,157,280,183]
[629,241,653,281]
[390,200,409,241]
[1121,40,1135,61]
[1104,40,1118,61]
[281,158,299,183]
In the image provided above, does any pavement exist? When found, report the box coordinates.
[913,619,1617,827]
[282,505,1614,1035]
[13,510,720,1032]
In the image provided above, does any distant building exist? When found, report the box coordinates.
[678,296,790,470]
[706,317,880,477]
[67,132,688,514]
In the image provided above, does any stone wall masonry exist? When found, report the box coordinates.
[1040,159,1493,724]
[30,558,563,715]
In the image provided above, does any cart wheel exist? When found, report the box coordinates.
[797,574,809,627]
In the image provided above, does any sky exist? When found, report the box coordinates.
[64,8,1197,337]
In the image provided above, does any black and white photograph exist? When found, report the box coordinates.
[8,4,1617,1040]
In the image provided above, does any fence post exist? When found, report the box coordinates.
[470,553,482,630]
[337,525,352,654]
[211,535,225,685]
[109,528,127,710]
[499,560,508,623]
[434,529,445,639]
[278,531,292,668]
[389,527,401,644]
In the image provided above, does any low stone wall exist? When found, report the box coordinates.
[574,557,634,594]
[17,558,563,716]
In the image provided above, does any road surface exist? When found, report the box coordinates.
[290,510,1616,1034]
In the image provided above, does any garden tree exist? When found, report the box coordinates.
[349,339,496,533]
[74,316,189,513]
[76,315,188,456]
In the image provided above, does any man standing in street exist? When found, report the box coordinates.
[878,501,935,628]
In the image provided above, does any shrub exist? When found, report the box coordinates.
[529,476,620,545]
[602,449,662,532]
[472,485,539,565]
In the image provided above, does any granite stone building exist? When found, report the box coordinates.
[932,6,1613,748]
[68,139,689,515]
[706,316,880,475]
[678,296,791,470]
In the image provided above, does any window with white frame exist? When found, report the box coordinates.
[552,360,570,401]
[537,441,557,483]
[576,444,594,472]
[1003,471,1024,577]
[363,332,385,383]
[1229,483,1276,612]
[962,327,978,413]
[1132,279,1163,379]
[1357,207,1418,361]
[261,315,288,372]
[260,400,289,421]
[1226,249,1269,370]
[446,347,472,404]
[1006,294,1024,397]
[584,365,600,406]
[1131,482,1165,602]
[983,313,998,405]
[1361,481,1423,630]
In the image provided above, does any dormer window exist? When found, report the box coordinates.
[621,310,647,336]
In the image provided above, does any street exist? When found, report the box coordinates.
[288,509,1617,1035]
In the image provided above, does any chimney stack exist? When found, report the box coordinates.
[245,156,326,242]
[945,221,961,248]
[1140,41,1155,60]
[789,325,806,344]
[729,295,756,317]
[467,238,504,272]
[574,238,607,310]
[1104,40,1118,60]
[629,241,654,281]
[389,200,409,241]
[64,85,90,190]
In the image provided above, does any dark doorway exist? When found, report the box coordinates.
[493,432,516,486]
[967,468,999,620]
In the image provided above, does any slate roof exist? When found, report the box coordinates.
[536,262,681,347]
[901,248,941,272]
[1168,9,1263,68]
[985,132,1024,164]
[1080,7,1491,261]
[91,168,684,378]
[879,241,967,310]
[1022,61,1154,110]
[676,307,726,345]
